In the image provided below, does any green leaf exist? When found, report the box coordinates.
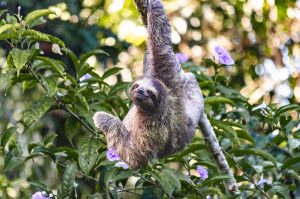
[177,142,206,159]
[29,145,56,160]
[79,49,108,64]
[204,96,235,106]
[78,94,89,112]
[236,129,255,144]
[108,82,131,96]
[0,33,18,41]
[23,96,53,125]
[61,48,79,70]
[22,79,38,92]
[230,149,277,166]
[61,163,77,199]
[6,52,15,69]
[288,137,300,150]
[282,156,300,170]
[112,171,132,181]
[64,117,81,145]
[23,29,49,41]
[210,119,239,145]
[29,181,48,191]
[35,56,65,76]
[142,186,163,199]
[4,151,24,172]
[47,34,65,47]
[149,169,181,196]
[104,167,118,187]
[0,10,8,17]
[171,169,194,185]
[53,147,79,159]
[78,63,92,79]
[78,136,101,175]
[268,185,289,199]
[0,23,21,35]
[1,127,17,148]
[202,175,232,186]
[102,67,122,80]
[203,187,224,198]
[88,193,103,199]
[28,17,46,28]
[275,104,300,117]
[0,72,13,90]
[223,121,255,144]
[24,9,56,25]
[23,30,65,47]
[11,48,31,76]
[44,76,58,96]
[44,134,57,147]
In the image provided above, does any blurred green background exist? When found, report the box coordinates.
[2,0,300,105]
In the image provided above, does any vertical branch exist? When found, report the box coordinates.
[198,114,239,193]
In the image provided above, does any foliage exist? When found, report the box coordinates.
[0,4,300,199]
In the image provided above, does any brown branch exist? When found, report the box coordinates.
[198,114,239,193]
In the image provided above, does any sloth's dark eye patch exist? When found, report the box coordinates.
[132,84,139,90]
[147,90,154,97]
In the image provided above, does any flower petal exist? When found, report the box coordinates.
[175,53,188,63]
[115,161,129,169]
[106,147,120,161]
[214,46,234,65]
[197,165,208,180]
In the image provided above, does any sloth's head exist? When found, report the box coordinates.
[130,77,167,113]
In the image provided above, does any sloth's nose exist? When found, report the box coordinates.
[137,88,144,95]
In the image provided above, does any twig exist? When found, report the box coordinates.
[222,150,271,199]
[131,171,163,190]
[27,64,104,141]
[198,114,239,193]
[117,190,143,196]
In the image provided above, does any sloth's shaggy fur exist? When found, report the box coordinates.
[93,0,204,169]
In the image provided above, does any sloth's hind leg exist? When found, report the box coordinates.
[183,73,204,135]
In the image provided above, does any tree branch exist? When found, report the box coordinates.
[198,113,239,193]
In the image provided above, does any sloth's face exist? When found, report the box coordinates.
[130,77,166,113]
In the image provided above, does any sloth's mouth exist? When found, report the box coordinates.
[134,92,145,100]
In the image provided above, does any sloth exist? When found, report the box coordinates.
[93,0,204,169]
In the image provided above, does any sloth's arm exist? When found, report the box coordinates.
[134,0,180,85]
[147,0,180,87]
[134,0,152,76]
[134,0,148,26]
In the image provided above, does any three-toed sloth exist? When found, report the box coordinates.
[93,0,204,169]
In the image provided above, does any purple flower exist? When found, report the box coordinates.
[32,192,49,199]
[214,46,234,65]
[115,161,129,169]
[79,74,92,81]
[106,147,120,161]
[175,53,188,63]
[197,165,208,180]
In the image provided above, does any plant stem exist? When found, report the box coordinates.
[222,150,271,199]
[27,64,104,141]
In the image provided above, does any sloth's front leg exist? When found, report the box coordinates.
[93,111,119,133]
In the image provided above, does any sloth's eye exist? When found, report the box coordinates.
[147,90,154,97]
[132,84,139,90]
